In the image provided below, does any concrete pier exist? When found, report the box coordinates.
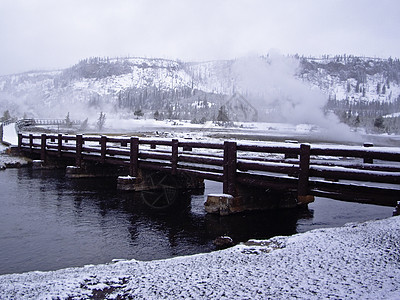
[205,187,312,216]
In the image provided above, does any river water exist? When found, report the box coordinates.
[0,167,393,275]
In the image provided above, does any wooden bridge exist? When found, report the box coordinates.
[17,132,400,214]
[15,118,81,130]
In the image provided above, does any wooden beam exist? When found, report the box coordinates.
[40,134,47,163]
[130,137,139,177]
[223,141,237,195]
[171,139,179,175]
[76,134,83,168]
[298,143,311,197]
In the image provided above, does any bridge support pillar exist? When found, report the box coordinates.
[65,166,95,178]
[116,169,205,193]
[117,175,137,191]
[31,158,65,170]
[32,160,45,170]
[205,187,303,216]
[65,164,123,179]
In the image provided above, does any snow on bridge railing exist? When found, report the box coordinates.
[17,133,400,206]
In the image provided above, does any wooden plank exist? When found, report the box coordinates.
[237,144,300,154]
[237,160,298,175]
[309,180,399,206]
[107,148,130,156]
[140,139,172,146]
[178,141,224,150]
[310,166,400,184]
[310,147,400,162]
[139,152,172,161]
[236,172,298,190]
[177,168,223,182]
[179,154,223,166]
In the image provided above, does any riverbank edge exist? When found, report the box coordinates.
[0,144,32,170]
[0,215,399,299]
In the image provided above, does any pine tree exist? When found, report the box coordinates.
[65,112,72,127]
[2,110,11,121]
[217,106,229,122]
[374,116,385,130]
[376,83,381,94]
[79,118,88,131]
[97,112,106,131]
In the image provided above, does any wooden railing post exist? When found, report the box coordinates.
[130,137,139,177]
[57,133,62,157]
[17,133,22,153]
[171,139,179,175]
[298,143,311,197]
[76,134,83,168]
[40,134,47,163]
[100,135,107,163]
[363,142,374,164]
[29,134,33,153]
[223,141,237,195]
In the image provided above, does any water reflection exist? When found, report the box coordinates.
[0,168,393,275]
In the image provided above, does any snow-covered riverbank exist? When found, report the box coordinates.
[0,123,30,169]
[0,216,399,299]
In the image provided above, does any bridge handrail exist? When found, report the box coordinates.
[17,133,400,206]
[15,118,81,131]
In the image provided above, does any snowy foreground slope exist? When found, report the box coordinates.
[1,216,399,299]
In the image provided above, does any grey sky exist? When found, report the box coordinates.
[1,0,399,75]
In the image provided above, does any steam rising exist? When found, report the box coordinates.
[232,52,362,142]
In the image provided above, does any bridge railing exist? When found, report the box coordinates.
[17,133,400,206]
[15,118,81,132]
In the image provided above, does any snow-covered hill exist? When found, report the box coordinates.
[300,55,400,103]
[0,55,399,127]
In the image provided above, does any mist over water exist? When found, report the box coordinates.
[231,52,362,143]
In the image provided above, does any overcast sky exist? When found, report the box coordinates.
[0,0,399,75]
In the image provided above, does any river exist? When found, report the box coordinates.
[0,167,393,275]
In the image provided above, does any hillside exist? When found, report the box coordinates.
[1,55,400,132]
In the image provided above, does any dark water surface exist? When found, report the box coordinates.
[0,168,393,275]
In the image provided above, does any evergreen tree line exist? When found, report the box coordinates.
[117,86,194,111]
[300,55,400,84]
[326,96,400,133]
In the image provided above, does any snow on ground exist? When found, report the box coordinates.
[2,123,18,146]
[0,216,399,299]
[1,119,399,298]
[1,123,30,168]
